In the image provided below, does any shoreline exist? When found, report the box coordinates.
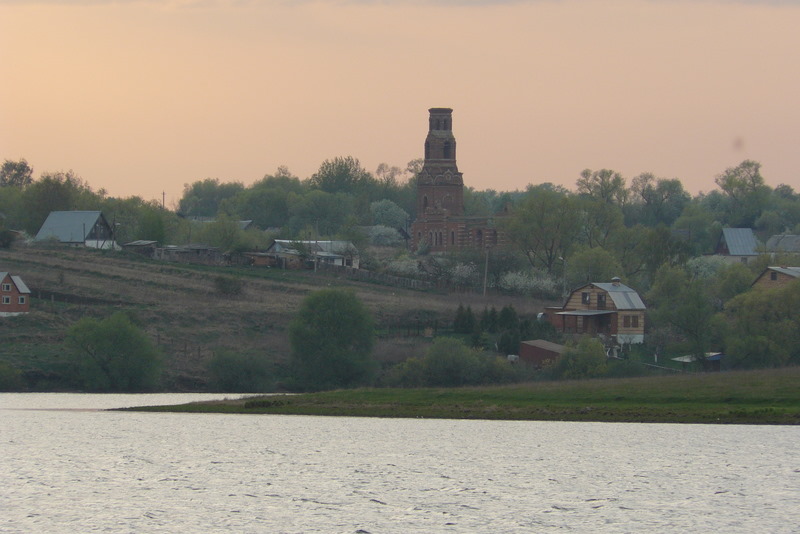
[121,367,800,425]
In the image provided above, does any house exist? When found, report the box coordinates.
[0,272,31,316]
[258,240,360,269]
[519,339,565,368]
[715,228,760,264]
[766,234,800,255]
[752,266,800,290]
[543,277,646,345]
[152,244,223,265]
[35,211,117,249]
[122,240,159,257]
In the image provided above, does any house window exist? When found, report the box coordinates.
[597,293,607,309]
[1,283,10,292]
[18,296,26,305]
[631,316,639,328]
[623,315,631,328]
[771,271,778,281]
[451,231,455,245]
[582,292,590,305]
[1,296,9,305]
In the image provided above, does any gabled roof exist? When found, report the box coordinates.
[719,228,760,256]
[761,266,800,279]
[35,211,108,243]
[766,234,800,253]
[573,280,646,310]
[0,272,31,294]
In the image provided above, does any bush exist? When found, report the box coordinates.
[65,312,162,391]
[423,337,483,386]
[214,275,244,296]
[289,288,375,391]
[550,337,608,380]
[0,361,23,391]
[208,350,272,392]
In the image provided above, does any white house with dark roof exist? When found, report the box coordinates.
[715,228,761,264]
[35,211,117,249]
[543,277,646,344]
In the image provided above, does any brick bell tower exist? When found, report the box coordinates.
[415,108,464,217]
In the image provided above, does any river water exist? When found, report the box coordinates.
[1,393,798,533]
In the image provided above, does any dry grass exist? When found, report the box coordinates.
[1,245,555,389]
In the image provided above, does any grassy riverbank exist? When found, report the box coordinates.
[126,367,800,424]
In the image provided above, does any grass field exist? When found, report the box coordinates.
[127,367,800,424]
[1,245,554,390]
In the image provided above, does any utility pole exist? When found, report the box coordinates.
[483,246,490,297]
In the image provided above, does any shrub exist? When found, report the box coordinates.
[0,361,23,391]
[289,288,375,390]
[208,350,272,392]
[214,275,244,296]
[65,312,162,391]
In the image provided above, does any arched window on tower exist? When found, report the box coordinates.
[423,195,429,211]
[425,141,430,159]
[443,141,452,159]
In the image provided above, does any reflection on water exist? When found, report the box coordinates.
[1,394,798,533]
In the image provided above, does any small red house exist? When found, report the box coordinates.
[0,272,31,316]
[519,339,565,368]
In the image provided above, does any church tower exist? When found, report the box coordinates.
[415,108,464,217]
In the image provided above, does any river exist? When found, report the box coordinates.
[1,393,798,533]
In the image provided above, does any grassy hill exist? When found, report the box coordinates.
[0,245,552,391]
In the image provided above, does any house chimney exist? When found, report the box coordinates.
[611,276,621,286]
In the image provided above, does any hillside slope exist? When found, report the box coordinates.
[1,245,552,390]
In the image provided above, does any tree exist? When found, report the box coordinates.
[720,281,800,368]
[370,199,409,229]
[566,246,623,288]
[20,170,98,234]
[0,159,33,188]
[714,160,771,227]
[65,312,162,391]
[289,289,375,390]
[647,265,715,366]
[178,178,244,217]
[307,156,375,196]
[628,173,690,227]
[502,185,580,273]
[577,168,627,205]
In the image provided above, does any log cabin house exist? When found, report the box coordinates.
[543,277,646,345]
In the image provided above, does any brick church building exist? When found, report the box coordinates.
[410,108,505,253]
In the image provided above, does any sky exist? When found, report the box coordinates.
[2,0,799,206]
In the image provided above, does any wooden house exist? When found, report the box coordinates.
[35,211,117,249]
[543,277,646,345]
[0,272,31,316]
[751,266,800,290]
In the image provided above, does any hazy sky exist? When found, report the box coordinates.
[2,0,799,206]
